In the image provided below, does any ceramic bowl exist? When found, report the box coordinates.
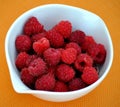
[5,4,113,102]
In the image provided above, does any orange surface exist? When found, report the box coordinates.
[0,0,120,107]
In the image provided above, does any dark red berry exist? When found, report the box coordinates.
[69,30,86,45]
[15,52,29,70]
[43,48,61,66]
[81,67,99,85]
[24,17,43,35]
[28,58,47,77]
[35,72,55,91]
[56,64,75,82]
[54,81,68,92]
[15,35,32,52]
[68,78,87,91]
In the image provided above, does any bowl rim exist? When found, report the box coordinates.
[5,4,114,96]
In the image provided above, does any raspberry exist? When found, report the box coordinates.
[69,30,86,45]
[87,43,99,58]
[54,81,68,92]
[54,20,72,38]
[56,64,75,82]
[35,72,55,91]
[43,48,61,66]
[15,52,29,70]
[28,58,47,77]
[31,32,47,42]
[24,17,43,36]
[20,68,35,88]
[81,67,99,85]
[87,43,106,64]
[61,48,77,64]
[26,55,38,67]
[74,54,93,72]
[33,37,50,55]
[81,36,96,52]
[15,35,32,52]
[68,78,87,91]
[94,44,106,64]
[46,29,64,48]
[65,42,81,55]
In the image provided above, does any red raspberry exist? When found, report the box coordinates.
[28,58,47,77]
[69,30,86,45]
[15,35,32,52]
[20,68,35,88]
[74,54,93,72]
[24,17,43,36]
[54,81,68,92]
[56,64,75,82]
[26,55,38,67]
[87,43,99,58]
[33,37,50,55]
[61,48,77,64]
[54,20,72,38]
[65,42,81,55]
[31,32,47,42]
[68,78,87,91]
[94,44,106,64]
[87,43,106,64]
[81,67,99,85]
[15,52,29,70]
[46,29,64,48]
[35,72,55,91]
[43,48,61,66]
[81,36,96,52]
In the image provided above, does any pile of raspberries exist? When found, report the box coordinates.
[15,16,106,92]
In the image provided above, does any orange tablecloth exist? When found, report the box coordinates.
[0,0,120,107]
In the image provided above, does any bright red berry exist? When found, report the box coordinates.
[15,35,32,52]
[81,67,98,85]
[35,72,55,91]
[69,30,86,45]
[46,29,64,48]
[54,20,72,38]
[28,58,47,77]
[74,54,93,72]
[65,42,81,55]
[33,37,50,55]
[24,17,43,36]
[15,52,29,70]
[61,48,77,64]
[54,81,68,92]
[68,78,87,91]
[20,68,35,88]
[43,48,61,66]
[56,64,75,82]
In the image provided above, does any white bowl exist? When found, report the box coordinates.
[5,4,113,102]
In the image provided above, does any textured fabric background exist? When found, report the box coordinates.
[0,0,120,107]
